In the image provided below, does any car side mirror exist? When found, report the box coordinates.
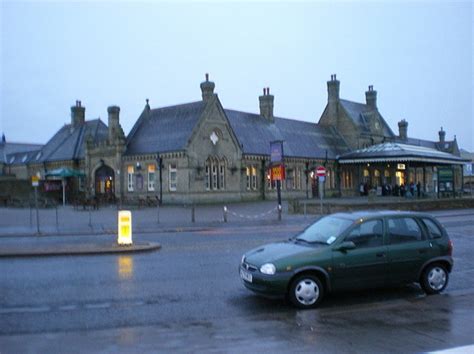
[335,241,356,252]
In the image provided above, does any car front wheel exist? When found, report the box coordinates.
[420,263,449,294]
[288,274,324,309]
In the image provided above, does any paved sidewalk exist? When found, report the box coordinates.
[1,198,472,257]
[0,201,297,257]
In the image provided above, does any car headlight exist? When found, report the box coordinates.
[241,255,246,264]
[260,263,276,275]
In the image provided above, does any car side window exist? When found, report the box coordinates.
[388,218,423,244]
[422,218,443,239]
[346,220,383,248]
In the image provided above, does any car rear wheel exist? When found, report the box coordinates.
[420,263,449,295]
[288,274,324,309]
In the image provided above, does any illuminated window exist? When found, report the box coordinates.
[169,164,177,191]
[127,166,134,192]
[251,166,257,190]
[246,167,251,190]
[148,165,156,191]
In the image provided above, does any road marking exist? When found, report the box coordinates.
[0,306,50,314]
[58,305,77,311]
[84,302,111,309]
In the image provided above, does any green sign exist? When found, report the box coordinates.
[438,168,453,183]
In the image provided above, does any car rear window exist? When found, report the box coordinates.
[387,217,423,244]
[422,218,443,239]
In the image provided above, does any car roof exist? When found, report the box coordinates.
[330,210,434,221]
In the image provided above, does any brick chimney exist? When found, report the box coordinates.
[398,119,408,140]
[107,105,120,142]
[71,100,85,127]
[259,87,274,122]
[200,73,215,102]
[365,85,377,109]
[439,127,446,144]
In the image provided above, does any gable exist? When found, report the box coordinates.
[186,96,242,159]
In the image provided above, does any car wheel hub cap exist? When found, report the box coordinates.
[428,267,446,290]
[295,279,319,305]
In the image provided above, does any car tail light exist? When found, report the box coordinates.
[448,240,453,256]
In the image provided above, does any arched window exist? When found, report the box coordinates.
[205,156,226,191]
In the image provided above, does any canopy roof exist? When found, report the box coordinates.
[338,142,467,165]
[45,167,85,178]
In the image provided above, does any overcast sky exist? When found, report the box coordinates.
[1,1,473,151]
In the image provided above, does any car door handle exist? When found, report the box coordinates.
[376,252,386,258]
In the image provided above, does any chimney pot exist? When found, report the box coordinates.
[327,74,340,103]
[365,86,377,109]
[200,74,215,101]
[398,119,408,139]
[439,127,446,143]
[71,100,85,127]
[259,87,274,121]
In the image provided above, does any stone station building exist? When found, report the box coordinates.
[1,75,466,204]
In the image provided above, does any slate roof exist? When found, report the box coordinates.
[5,149,42,165]
[391,137,437,149]
[126,101,207,155]
[0,142,43,164]
[339,99,395,137]
[390,137,459,156]
[225,110,349,159]
[338,142,466,165]
[32,119,108,163]
[125,100,349,160]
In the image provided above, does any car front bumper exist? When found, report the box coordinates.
[239,264,291,298]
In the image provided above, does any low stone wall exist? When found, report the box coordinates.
[289,197,474,215]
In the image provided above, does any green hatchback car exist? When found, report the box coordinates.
[239,211,453,309]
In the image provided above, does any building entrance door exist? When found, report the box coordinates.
[95,165,115,201]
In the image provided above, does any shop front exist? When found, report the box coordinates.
[338,142,467,198]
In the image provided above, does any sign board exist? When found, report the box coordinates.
[31,176,39,187]
[270,165,286,181]
[118,210,133,245]
[318,176,325,183]
[438,167,454,193]
[270,141,284,164]
[397,163,406,170]
[316,166,326,177]
[438,168,454,183]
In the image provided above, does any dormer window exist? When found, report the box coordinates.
[36,152,42,161]
[9,156,15,163]
[22,155,27,163]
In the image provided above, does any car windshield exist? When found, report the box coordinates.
[295,216,353,244]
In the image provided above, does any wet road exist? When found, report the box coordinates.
[1,210,473,353]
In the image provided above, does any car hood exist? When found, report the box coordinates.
[244,241,323,266]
